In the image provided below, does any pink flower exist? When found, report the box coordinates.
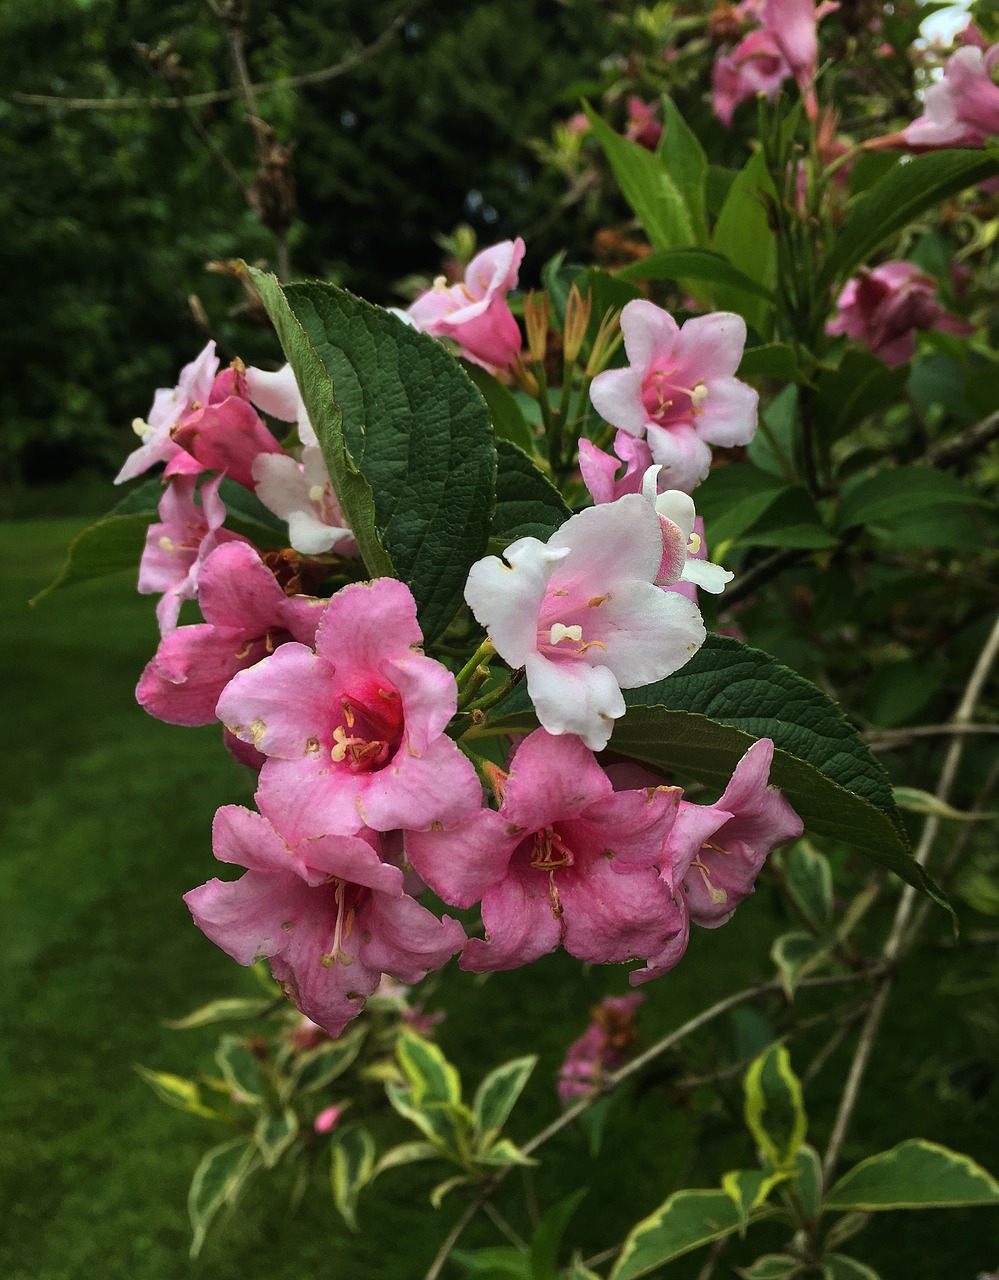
[624,96,663,150]
[252,448,357,556]
[137,475,248,635]
[217,578,482,834]
[136,542,326,726]
[826,261,973,367]
[464,491,708,751]
[170,364,284,492]
[116,342,218,484]
[406,729,685,973]
[184,792,466,1038]
[558,993,644,1105]
[589,301,758,494]
[901,44,999,150]
[761,0,825,115]
[406,238,525,370]
[314,1105,344,1134]
[666,738,803,929]
[245,363,314,444]
[712,28,791,126]
[577,432,653,505]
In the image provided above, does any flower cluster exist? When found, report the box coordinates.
[124,242,801,1041]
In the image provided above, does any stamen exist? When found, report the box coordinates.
[157,536,174,552]
[308,483,326,502]
[587,594,612,608]
[691,382,709,405]
[692,858,728,905]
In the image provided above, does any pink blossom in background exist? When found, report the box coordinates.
[464,492,707,751]
[827,261,973,367]
[136,541,325,726]
[170,364,284,492]
[406,729,685,973]
[185,794,466,1038]
[958,22,991,52]
[589,300,758,494]
[314,1105,344,1134]
[624,96,663,149]
[712,29,790,126]
[406,238,525,370]
[666,738,803,929]
[901,43,999,150]
[761,0,827,116]
[217,578,482,834]
[115,342,218,484]
[558,993,644,1105]
[137,475,248,635]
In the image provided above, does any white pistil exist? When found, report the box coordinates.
[687,531,702,555]
[132,416,151,440]
[550,622,583,645]
[691,382,709,405]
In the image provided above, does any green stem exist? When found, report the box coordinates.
[455,639,494,702]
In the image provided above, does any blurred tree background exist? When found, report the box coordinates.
[1,0,630,497]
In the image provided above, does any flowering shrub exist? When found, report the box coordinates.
[41,0,999,1273]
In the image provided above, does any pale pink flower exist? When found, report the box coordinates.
[902,43,999,150]
[252,448,357,557]
[406,238,525,370]
[170,365,284,492]
[958,22,991,53]
[624,96,663,150]
[116,342,218,484]
[761,0,826,115]
[217,578,482,833]
[137,475,248,635]
[712,29,791,126]
[136,542,326,726]
[558,993,644,1105]
[664,738,803,929]
[827,260,973,367]
[464,491,708,752]
[589,301,758,495]
[577,433,653,505]
[185,791,466,1038]
[406,729,685,973]
[245,363,315,446]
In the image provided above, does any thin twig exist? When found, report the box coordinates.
[821,612,999,1187]
[866,723,999,749]
[481,1200,528,1251]
[9,2,420,111]
[724,549,804,609]
[923,408,999,468]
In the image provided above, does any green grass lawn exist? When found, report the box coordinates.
[2,518,997,1279]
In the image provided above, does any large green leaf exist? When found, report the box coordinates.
[825,1139,999,1211]
[818,150,999,291]
[397,1030,462,1107]
[611,1189,744,1280]
[615,247,775,302]
[492,440,570,547]
[464,361,536,454]
[484,636,947,908]
[253,272,497,641]
[657,94,708,244]
[585,104,695,251]
[815,351,908,445]
[30,512,151,605]
[835,465,987,532]
[711,149,778,338]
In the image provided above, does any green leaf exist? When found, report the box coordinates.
[485,635,945,908]
[385,1081,471,1157]
[722,1169,786,1231]
[331,1126,377,1230]
[892,786,995,822]
[610,1189,743,1280]
[289,1026,366,1096]
[585,104,695,251]
[815,352,908,445]
[492,440,570,547]
[711,149,778,338]
[818,150,999,292]
[215,477,289,545]
[134,1066,221,1120]
[835,466,987,532]
[478,1137,537,1168]
[464,362,537,454]
[30,513,151,605]
[791,1144,823,1221]
[771,932,839,999]
[823,1212,870,1249]
[254,1107,299,1168]
[165,997,276,1030]
[430,1174,473,1209]
[188,1137,258,1257]
[473,1054,537,1145]
[825,1139,999,1211]
[737,1254,804,1279]
[452,1246,531,1278]
[658,94,708,244]
[248,268,388,579]
[397,1030,462,1106]
[260,274,497,640]
[821,1256,882,1280]
[530,1188,587,1280]
[783,841,833,931]
[567,1257,604,1280]
[744,1045,807,1171]
[693,464,789,550]
[739,344,803,382]
[738,487,837,551]
[214,1035,265,1103]
[615,248,775,302]
[371,1140,442,1180]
